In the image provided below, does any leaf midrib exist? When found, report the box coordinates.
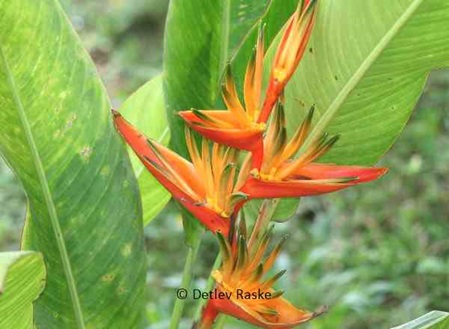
[0,45,86,328]
[228,0,273,63]
[220,0,231,75]
[302,0,424,151]
[392,311,449,329]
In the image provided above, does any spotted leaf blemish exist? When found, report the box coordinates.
[100,165,110,176]
[121,244,132,257]
[117,286,126,295]
[80,146,93,160]
[65,113,77,130]
[102,273,115,282]
[122,180,130,189]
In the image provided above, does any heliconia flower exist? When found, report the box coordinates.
[196,221,324,329]
[238,104,388,199]
[113,110,248,235]
[259,0,318,123]
[179,26,267,152]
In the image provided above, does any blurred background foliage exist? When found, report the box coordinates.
[0,1,448,328]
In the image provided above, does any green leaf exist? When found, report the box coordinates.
[164,0,233,157]
[283,0,449,165]
[271,198,300,222]
[391,311,449,329]
[119,75,171,226]
[244,198,299,223]
[228,1,270,57]
[0,0,146,328]
[0,252,46,329]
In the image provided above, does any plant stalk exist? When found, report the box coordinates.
[194,253,222,321]
[170,236,202,329]
[248,199,280,248]
[214,315,227,329]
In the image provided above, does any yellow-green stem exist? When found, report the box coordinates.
[194,253,222,321]
[248,199,280,248]
[214,315,228,329]
[170,236,202,329]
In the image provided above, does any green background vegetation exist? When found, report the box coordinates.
[0,1,447,328]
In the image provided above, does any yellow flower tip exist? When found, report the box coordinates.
[272,67,289,84]
[212,270,222,283]
[220,210,230,218]
[260,172,279,181]
[250,168,260,178]
[250,121,266,132]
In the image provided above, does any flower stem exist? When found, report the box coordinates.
[248,198,280,248]
[194,252,222,320]
[170,236,202,329]
[194,300,219,329]
[214,315,228,328]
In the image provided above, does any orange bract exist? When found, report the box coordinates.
[240,104,388,199]
[179,25,267,152]
[113,110,248,235]
[199,223,323,328]
[259,0,317,123]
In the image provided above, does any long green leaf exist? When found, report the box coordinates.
[283,0,449,165]
[391,311,449,329]
[0,252,46,329]
[164,0,225,157]
[119,75,171,226]
[0,0,146,328]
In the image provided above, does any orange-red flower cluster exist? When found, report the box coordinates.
[113,0,388,327]
[113,0,386,235]
[195,220,325,329]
